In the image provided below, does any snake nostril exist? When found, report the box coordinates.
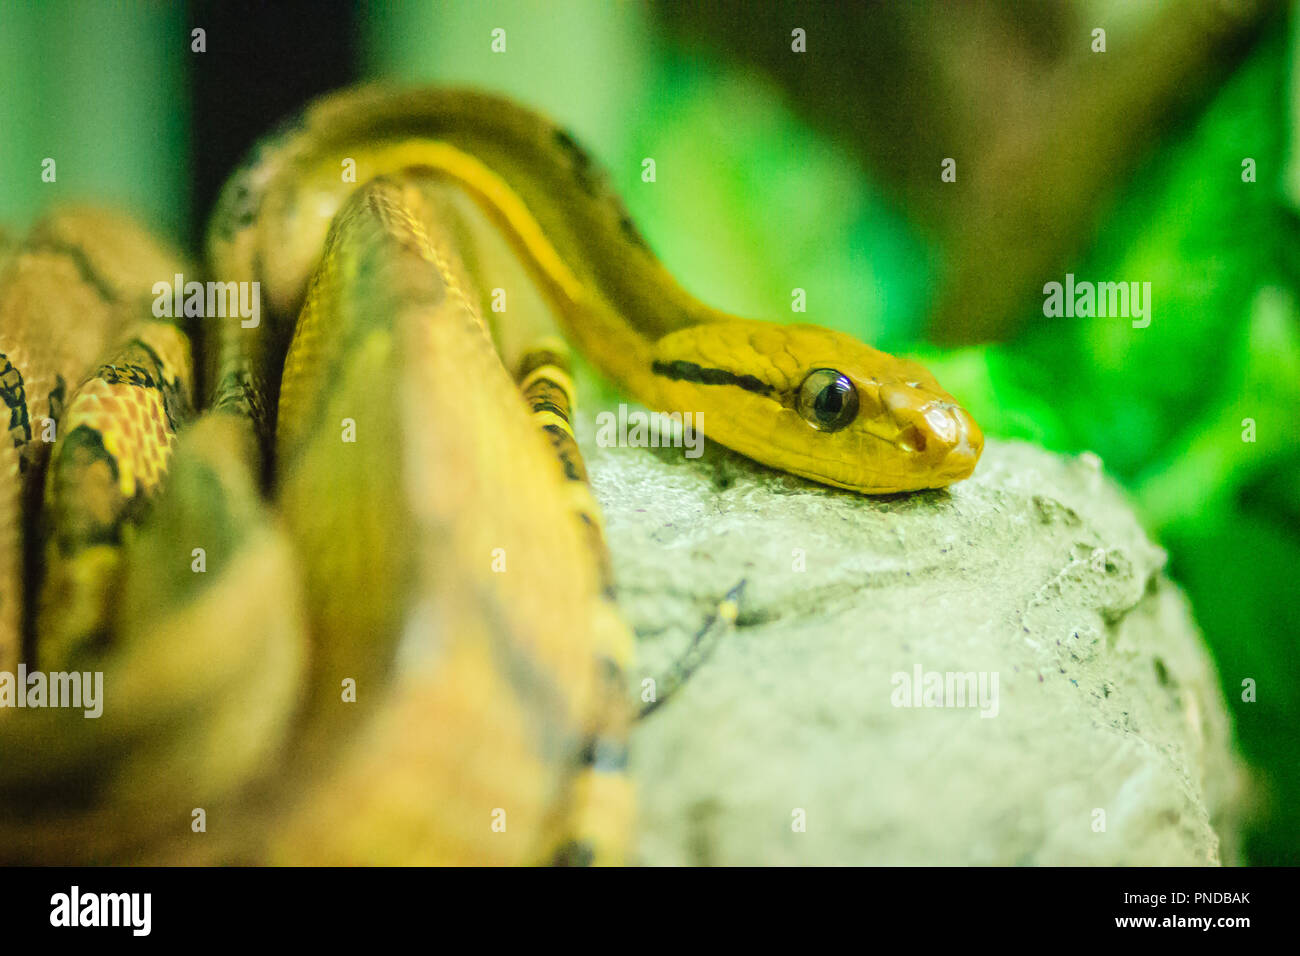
[898,425,927,454]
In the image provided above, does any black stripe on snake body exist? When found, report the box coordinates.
[616,206,650,251]
[651,359,774,395]
[541,425,585,483]
[530,399,569,419]
[0,355,31,449]
[24,241,121,306]
[515,348,570,380]
[48,375,66,429]
[551,127,603,198]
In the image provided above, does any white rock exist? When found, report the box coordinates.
[581,426,1243,865]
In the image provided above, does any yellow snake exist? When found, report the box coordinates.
[0,85,982,865]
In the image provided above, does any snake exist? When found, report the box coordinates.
[0,85,982,865]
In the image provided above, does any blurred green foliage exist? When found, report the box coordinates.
[0,1,189,238]
[924,31,1300,865]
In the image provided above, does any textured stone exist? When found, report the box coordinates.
[579,423,1243,865]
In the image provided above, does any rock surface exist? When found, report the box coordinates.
[579,424,1244,865]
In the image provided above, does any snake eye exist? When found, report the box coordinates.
[796,369,859,432]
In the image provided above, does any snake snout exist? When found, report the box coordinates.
[933,404,983,483]
[882,385,983,484]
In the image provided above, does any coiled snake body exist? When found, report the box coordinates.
[0,87,981,864]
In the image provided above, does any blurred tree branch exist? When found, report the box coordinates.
[653,0,1284,343]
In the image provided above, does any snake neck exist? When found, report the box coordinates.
[207,85,722,414]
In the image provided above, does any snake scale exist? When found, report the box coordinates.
[0,86,982,865]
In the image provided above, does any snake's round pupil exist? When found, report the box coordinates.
[797,369,859,432]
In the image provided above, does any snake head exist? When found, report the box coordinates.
[649,322,983,494]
